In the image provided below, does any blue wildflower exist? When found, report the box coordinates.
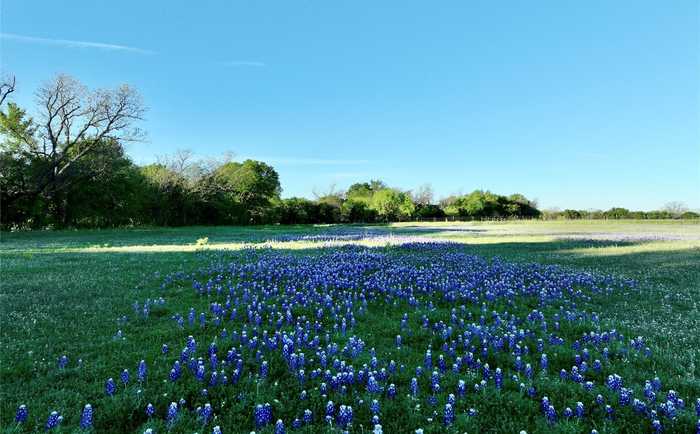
[45,411,62,430]
[303,409,313,424]
[120,369,129,385]
[137,360,147,382]
[166,402,178,426]
[80,404,93,429]
[15,404,28,423]
[274,419,285,434]
[444,403,455,426]
[105,378,116,396]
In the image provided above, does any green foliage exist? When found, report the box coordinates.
[370,188,415,222]
[543,207,696,220]
[442,190,540,219]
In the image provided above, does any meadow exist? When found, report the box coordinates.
[1,220,699,433]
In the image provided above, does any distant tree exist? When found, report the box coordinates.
[346,182,374,201]
[341,199,376,223]
[680,211,700,219]
[139,164,195,225]
[370,188,415,222]
[210,160,281,223]
[412,184,434,206]
[604,207,630,219]
[563,209,582,219]
[663,201,688,218]
[415,203,445,219]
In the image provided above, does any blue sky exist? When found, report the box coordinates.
[2,1,698,210]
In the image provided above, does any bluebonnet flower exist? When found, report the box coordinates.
[367,375,381,394]
[146,403,155,417]
[619,388,631,406]
[80,404,93,429]
[370,399,380,415]
[161,344,169,354]
[468,408,478,417]
[633,399,647,414]
[652,419,662,432]
[58,355,68,369]
[137,360,147,382]
[457,379,466,396]
[260,361,268,379]
[527,385,537,397]
[274,419,285,434]
[540,354,548,371]
[447,393,456,405]
[303,409,313,424]
[444,403,455,425]
[118,368,129,385]
[696,398,700,416]
[563,407,572,418]
[105,378,116,396]
[196,364,206,382]
[387,383,397,399]
[212,426,222,434]
[15,404,28,423]
[338,405,353,428]
[45,411,62,430]
[410,377,419,397]
[167,402,178,426]
[201,403,213,424]
[495,368,503,389]
[255,403,273,428]
[396,335,402,348]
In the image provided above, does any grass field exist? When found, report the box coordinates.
[1,220,699,433]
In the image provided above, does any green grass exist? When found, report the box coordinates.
[1,221,699,433]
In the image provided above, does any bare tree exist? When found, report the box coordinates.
[0,75,16,106]
[412,183,434,205]
[1,74,145,211]
[312,182,339,200]
[663,201,688,217]
[157,149,236,183]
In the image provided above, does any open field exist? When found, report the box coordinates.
[1,220,699,433]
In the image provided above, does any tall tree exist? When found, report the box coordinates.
[0,74,145,221]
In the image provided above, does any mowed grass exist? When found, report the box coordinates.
[1,220,699,433]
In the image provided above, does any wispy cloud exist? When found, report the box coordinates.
[0,32,154,54]
[242,157,371,166]
[221,60,266,67]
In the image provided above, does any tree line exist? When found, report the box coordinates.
[0,74,695,229]
[541,206,699,221]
